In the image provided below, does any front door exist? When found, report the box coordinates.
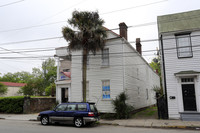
[61,88,68,103]
[182,84,197,111]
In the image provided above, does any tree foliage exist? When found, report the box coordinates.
[0,71,33,83]
[150,57,163,96]
[62,10,107,102]
[149,57,161,76]
[18,58,56,96]
[0,83,8,95]
[0,58,56,96]
[45,83,56,96]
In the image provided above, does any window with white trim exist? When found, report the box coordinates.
[102,48,109,66]
[176,34,192,58]
[102,80,110,99]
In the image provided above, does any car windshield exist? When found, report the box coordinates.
[89,104,98,112]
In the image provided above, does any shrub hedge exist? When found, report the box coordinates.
[0,96,24,113]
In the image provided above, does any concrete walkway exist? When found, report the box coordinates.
[100,119,200,130]
[0,114,38,121]
[0,114,200,130]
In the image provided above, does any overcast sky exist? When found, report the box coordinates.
[0,0,200,75]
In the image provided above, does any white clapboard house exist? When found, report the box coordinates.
[55,22,160,113]
[158,9,200,121]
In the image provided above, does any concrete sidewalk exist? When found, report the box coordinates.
[1,114,200,130]
[0,114,38,121]
[99,119,200,130]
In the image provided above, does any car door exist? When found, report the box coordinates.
[51,104,68,121]
[62,104,76,122]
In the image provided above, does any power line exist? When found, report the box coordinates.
[0,0,167,33]
[0,0,25,8]
[100,0,168,15]
[0,46,57,51]
[2,8,200,34]
[0,21,67,33]
[0,36,63,46]
[0,0,86,33]
[1,34,200,54]
[37,0,87,23]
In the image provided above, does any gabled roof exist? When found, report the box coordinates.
[0,82,26,87]
[158,9,200,34]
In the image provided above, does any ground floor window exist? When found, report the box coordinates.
[102,80,110,99]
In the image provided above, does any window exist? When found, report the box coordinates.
[102,80,110,99]
[55,104,68,111]
[176,34,192,58]
[89,104,98,112]
[66,104,76,111]
[181,78,194,83]
[78,104,87,111]
[102,48,109,66]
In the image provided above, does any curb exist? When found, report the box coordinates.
[99,122,200,130]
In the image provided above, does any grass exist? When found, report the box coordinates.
[131,106,158,119]
[30,96,51,98]
[100,106,158,120]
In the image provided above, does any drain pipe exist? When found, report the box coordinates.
[160,34,169,119]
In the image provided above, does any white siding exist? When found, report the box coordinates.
[62,31,160,113]
[70,38,124,113]
[123,41,159,109]
[162,31,200,119]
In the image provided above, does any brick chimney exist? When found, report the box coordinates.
[136,38,142,55]
[119,22,128,40]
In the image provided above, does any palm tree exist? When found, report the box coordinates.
[62,11,107,102]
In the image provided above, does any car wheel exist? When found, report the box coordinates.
[74,118,83,127]
[41,116,49,125]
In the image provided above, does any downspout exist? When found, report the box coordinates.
[160,35,169,119]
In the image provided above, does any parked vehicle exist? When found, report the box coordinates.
[37,102,99,127]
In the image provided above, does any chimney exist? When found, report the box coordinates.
[119,22,128,40]
[136,38,142,55]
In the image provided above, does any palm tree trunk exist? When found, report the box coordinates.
[82,49,87,102]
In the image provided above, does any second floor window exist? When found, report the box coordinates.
[102,48,109,66]
[176,34,193,58]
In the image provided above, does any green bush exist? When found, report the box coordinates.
[45,83,56,96]
[112,92,134,119]
[0,83,8,95]
[100,113,116,120]
[0,96,24,113]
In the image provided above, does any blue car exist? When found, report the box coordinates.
[37,102,99,127]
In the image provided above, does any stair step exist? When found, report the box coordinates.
[180,112,200,121]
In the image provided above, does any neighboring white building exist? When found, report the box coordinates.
[0,82,26,97]
[55,47,71,103]
[158,9,200,121]
[55,22,160,113]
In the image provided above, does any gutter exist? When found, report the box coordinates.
[160,34,169,119]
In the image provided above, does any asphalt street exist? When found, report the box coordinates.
[0,119,199,133]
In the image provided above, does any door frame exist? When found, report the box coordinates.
[176,76,199,113]
[181,83,197,111]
